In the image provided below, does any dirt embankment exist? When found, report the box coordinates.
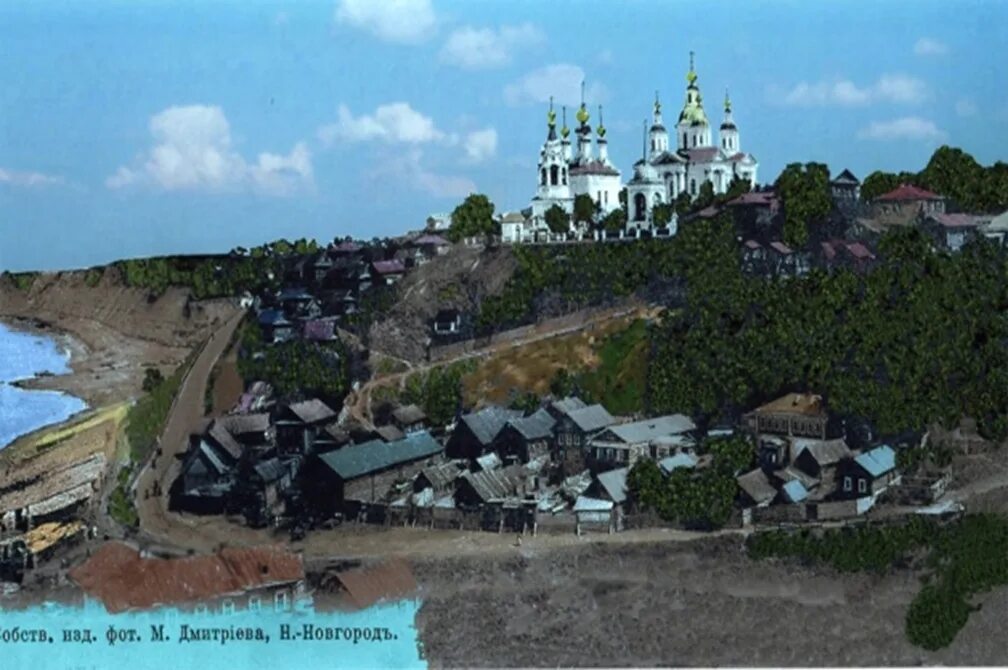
[368,245,518,363]
[0,268,239,407]
[412,536,1008,668]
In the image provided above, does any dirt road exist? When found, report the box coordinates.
[134,308,246,547]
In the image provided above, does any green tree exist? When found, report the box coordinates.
[600,207,627,232]
[573,193,596,227]
[652,203,674,228]
[775,162,832,248]
[694,181,716,210]
[142,368,164,393]
[544,204,571,234]
[448,193,497,242]
[673,191,693,217]
[721,175,752,202]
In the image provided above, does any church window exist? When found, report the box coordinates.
[562,168,567,185]
[692,135,697,147]
[550,165,559,186]
[540,168,546,186]
[690,179,697,195]
[682,132,687,147]
[651,139,655,152]
[604,190,608,205]
[633,193,646,221]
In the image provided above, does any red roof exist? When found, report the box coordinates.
[875,184,943,202]
[820,241,838,260]
[845,242,875,260]
[769,241,793,255]
[744,239,762,250]
[412,234,449,246]
[930,213,982,228]
[568,160,620,177]
[727,191,778,207]
[685,147,720,162]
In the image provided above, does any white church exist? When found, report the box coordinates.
[503,53,758,243]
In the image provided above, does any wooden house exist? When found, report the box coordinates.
[273,399,337,456]
[743,393,839,441]
[494,408,556,464]
[829,169,860,203]
[587,414,696,471]
[446,406,522,460]
[392,404,428,434]
[837,445,899,499]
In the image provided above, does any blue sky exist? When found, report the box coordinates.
[2,0,1007,272]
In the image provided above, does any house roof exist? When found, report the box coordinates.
[206,422,243,460]
[278,287,314,302]
[794,438,852,467]
[435,308,460,323]
[550,396,587,417]
[929,212,984,228]
[302,319,336,341]
[573,496,614,512]
[728,191,778,207]
[460,464,527,503]
[768,241,793,255]
[985,209,1008,233]
[459,406,523,446]
[845,242,875,259]
[602,414,696,444]
[253,457,288,483]
[475,452,502,471]
[412,234,450,247]
[287,399,337,425]
[773,466,819,490]
[831,168,859,185]
[499,211,527,224]
[375,424,406,442]
[744,239,763,250]
[257,309,291,326]
[821,241,838,260]
[331,240,362,253]
[69,542,304,613]
[393,404,427,426]
[372,259,406,275]
[567,404,617,433]
[737,468,777,505]
[781,479,809,503]
[418,462,462,490]
[194,439,231,477]
[317,431,442,481]
[875,184,943,202]
[855,445,897,477]
[684,147,721,162]
[219,412,272,437]
[569,160,620,177]
[659,453,698,475]
[594,467,629,504]
[506,408,556,441]
[750,393,825,418]
[329,559,418,610]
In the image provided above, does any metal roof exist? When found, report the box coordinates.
[737,468,777,505]
[595,467,629,504]
[659,453,698,475]
[781,479,809,503]
[257,309,291,326]
[475,452,502,471]
[459,406,523,446]
[550,396,587,417]
[603,414,696,444]
[253,457,288,483]
[460,465,527,503]
[567,404,616,433]
[506,408,556,441]
[317,431,442,481]
[855,445,896,477]
[573,496,614,512]
[793,438,852,467]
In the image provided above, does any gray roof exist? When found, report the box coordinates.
[659,453,698,474]
[253,458,288,483]
[602,414,696,444]
[594,467,629,504]
[418,462,462,491]
[475,452,502,471]
[196,439,231,476]
[737,468,777,505]
[566,404,616,433]
[392,404,427,426]
[794,438,852,468]
[773,466,819,490]
[550,396,587,417]
[206,422,242,460]
[507,409,556,441]
[318,431,443,481]
[459,406,523,446]
[459,464,527,503]
[219,412,271,436]
[287,399,337,425]
[375,424,406,442]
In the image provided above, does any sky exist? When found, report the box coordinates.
[2,0,1007,272]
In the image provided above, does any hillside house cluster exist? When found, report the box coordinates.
[734,393,905,519]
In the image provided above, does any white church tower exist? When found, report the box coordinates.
[529,97,573,222]
[649,92,669,158]
[720,90,740,153]
[676,51,712,151]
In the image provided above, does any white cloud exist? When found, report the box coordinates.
[462,128,497,163]
[914,37,948,56]
[0,167,65,188]
[503,64,607,107]
[955,98,977,117]
[439,23,544,70]
[778,74,928,107]
[106,104,313,196]
[857,116,947,141]
[370,149,476,199]
[318,103,444,145]
[334,0,436,44]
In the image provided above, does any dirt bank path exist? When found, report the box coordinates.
[134,309,246,545]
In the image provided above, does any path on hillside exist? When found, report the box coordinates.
[345,302,652,428]
[133,308,246,547]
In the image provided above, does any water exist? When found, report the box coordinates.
[0,322,88,448]
[0,596,426,669]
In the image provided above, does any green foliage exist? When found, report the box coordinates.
[721,175,752,202]
[402,360,476,426]
[693,181,716,210]
[627,458,737,529]
[673,191,693,217]
[114,244,283,299]
[573,193,596,226]
[238,335,349,402]
[141,367,164,393]
[544,204,571,234]
[84,267,103,287]
[600,207,627,232]
[509,391,541,414]
[648,218,1008,440]
[126,358,189,462]
[775,162,831,248]
[448,193,496,242]
[748,514,1008,651]
[578,318,649,414]
[549,368,589,401]
[652,203,674,228]
[4,271,38,291]
[108,466,138,528]
[860,170,918,202]
[704,434,756,476]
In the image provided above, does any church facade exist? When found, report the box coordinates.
[509,53,758,242]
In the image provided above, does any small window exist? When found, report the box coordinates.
[858,479,867,494]
[221,599,235,615]
[843,476,852,492]
[274,590,289,612]
[248,596,261,612]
